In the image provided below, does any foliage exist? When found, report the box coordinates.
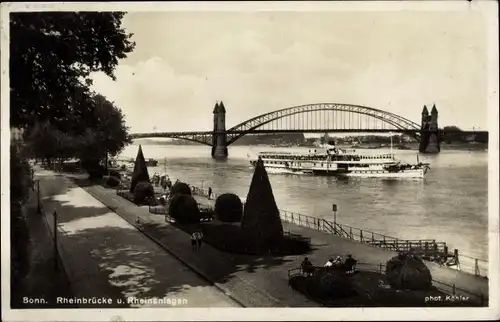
[319,133,330,145]
[385,253,432,290]
[59,161,81,173]
[130,145,150,192]
[442,126,465,143]
[24,94,131,168]
[191,222,310,255]
[86,164,106,181]
[168,194,200,224]
[10,144,32,292]
[108,169,121,178]
[214,193,243,222]
[10,12,135,129]
[11,144,34,204]
[106,176,120,187]
[241,158,283,249]
[132,181,154,205]
[25,121,72,163]
[73,96,131,164]
[170,181,192,196]
[306,268,356,299]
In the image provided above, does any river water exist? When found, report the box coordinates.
[119,143,489,272]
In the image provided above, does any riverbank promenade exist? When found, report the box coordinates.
[32,167,489,307]
[35,168,240,308]
[38,168,489,307]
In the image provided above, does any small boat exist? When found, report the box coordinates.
[250,142,430,179]
[145,158,158,167]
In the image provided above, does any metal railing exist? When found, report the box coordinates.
[281,209,450,255]
[278,209,488,278]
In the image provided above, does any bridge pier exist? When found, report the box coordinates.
[212,145,228,159]
[212,101,229,159]
[419,104,441,153]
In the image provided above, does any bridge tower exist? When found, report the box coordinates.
[211,101,219,153]
[418,104,441,153]
[211,101,228,159]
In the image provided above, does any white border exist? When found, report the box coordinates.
[1,1,499,321]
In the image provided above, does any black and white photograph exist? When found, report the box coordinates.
[1,1,499,321]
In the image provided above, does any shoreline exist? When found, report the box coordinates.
[109,167,489,277]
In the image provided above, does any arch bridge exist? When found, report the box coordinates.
[130,102,447,158]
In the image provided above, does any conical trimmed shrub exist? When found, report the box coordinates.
[130,145,150,192]
[241,157,283,248]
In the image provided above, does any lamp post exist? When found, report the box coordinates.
[332,204,337,226]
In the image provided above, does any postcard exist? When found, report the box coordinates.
[1,1,498,321]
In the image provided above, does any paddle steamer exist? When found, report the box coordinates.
[250,144,430,178]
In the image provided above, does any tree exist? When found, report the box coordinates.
[25,121,78,165]
[320,133,330,145]
[442,125,465,143]
[25,93,131,167]
[75,93,131,166]
[10,12,135,130]
[241,158,284,249]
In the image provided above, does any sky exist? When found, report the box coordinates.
[90,8,491,134]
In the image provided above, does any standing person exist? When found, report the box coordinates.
[208,187,212,200]
[191,232,197,252]
[196,230,204,251]
[160,176,167,191]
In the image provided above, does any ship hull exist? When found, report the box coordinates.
[252,164,426,178]
[250,161,428,178]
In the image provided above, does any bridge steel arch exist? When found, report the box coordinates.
[226,103,422,145]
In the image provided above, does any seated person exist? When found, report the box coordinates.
[343,254,357,273]
[300,257,314,276]
[324,258,334,268]
[333,256,343,266]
